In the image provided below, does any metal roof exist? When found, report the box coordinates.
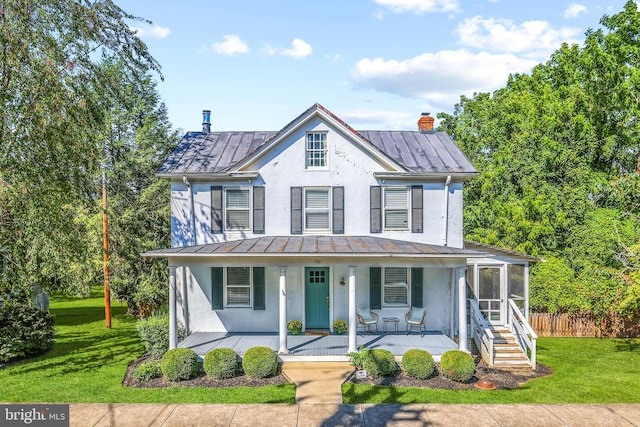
[464,241,542,262]
[157,103,477,177]
[142,236,487,258]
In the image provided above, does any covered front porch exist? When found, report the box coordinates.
[179,331,459,362]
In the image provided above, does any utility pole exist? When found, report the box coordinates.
[102,170,112,328]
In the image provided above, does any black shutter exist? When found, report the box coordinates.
[211,186,223,234]
[291,187,303,234]
[411,185,423,233]
[211,267,223,310]
[370,186,382,233]
[411,267,423,308]
[332,186,344,234]
[370,267,382,309]
[253,267,265,310]
[253,186,265,234]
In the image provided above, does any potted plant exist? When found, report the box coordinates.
[332,319,348,334]
[287,319,302,335]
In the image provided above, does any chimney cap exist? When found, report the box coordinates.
[421,112,431,116]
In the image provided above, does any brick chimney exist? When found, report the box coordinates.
[418,112,434,133]
[202,110,211,133]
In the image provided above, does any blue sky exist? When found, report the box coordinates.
[116,0,632,133]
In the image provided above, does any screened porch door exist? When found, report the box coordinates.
[478,266,504,325]
[305,267,330,329]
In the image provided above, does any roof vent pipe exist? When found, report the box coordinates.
[202,110,211,133]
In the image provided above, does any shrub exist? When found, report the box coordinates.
[136,313,185,359]
[402,349,435,379]
[440,350,475,383]
[0,300,55,363]
[161,348,199,381]
[242,346,277,379]
[204,348,238,379]
[132,360,162,382]
[362,349,396,377]
[332,319,348,334]
[347,345,369,369]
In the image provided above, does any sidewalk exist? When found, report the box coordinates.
[70,403,640,426]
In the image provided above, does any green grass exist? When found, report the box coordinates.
[0,290,295,403]
[343,337,640,404]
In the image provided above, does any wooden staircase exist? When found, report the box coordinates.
[491,327,532,369]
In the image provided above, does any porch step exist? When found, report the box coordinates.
[490,327,532,369]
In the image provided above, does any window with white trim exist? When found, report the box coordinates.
[226,267,251,307]
[225,188,251,230]
[304,187,330,231]
[383,187,409,230]
[383,267,409,306]
[306,132,327,168]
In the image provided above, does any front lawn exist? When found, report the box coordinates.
[0,291,295,403]
[343,337,640,404]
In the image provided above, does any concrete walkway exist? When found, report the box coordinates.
[70,403,640,426]
[281,361,354,403]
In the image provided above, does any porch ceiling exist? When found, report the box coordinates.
[142,235,488,259]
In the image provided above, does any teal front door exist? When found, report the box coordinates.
[305,267,330,328]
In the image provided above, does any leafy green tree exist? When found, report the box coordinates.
[0,1,161,294]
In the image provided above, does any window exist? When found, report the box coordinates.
[383,187,408,230]
[306,132,327,168]
[383,267,409,306]
[226,267,251,307]
[304,188,330,231]
[225,188,250,230]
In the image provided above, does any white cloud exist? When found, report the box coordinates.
[455,16,582,58]
[351,50,538,108]
[341,108,415,130]
[263,39,313,59]
[280,39,313,59]
[202,35,250,56]
[564,3,588,19]
[130,24,171,39]
[374,0,459,14]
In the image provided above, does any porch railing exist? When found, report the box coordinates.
[468,298,495,367]
[507,299,537,369]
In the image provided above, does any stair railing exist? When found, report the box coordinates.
[507,299,537,369]
[468,298,495,367]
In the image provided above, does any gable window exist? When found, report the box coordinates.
[383,187,409,230]
[383,267,409,306]
[305,188,330,231]
[225,188,250,230]
[306,132,327,168]
[226,267,251,307]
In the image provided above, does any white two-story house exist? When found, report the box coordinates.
[144,103,538,367]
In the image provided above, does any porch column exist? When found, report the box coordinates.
[457,267,468,352]
[168,266,177,350]
[348,266,357,353]
[278,266,289,354]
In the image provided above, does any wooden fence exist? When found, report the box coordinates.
[529,313,640,338]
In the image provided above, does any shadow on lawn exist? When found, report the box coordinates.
[613,338,640,353]
[9,313,142,377]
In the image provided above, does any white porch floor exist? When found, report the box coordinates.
[178,331,458,362]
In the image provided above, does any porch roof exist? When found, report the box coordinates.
[142,235,488,259]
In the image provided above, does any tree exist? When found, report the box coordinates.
[0,1,161,293]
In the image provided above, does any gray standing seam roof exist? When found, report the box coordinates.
[142,235,486,258]
[157,104,476,176]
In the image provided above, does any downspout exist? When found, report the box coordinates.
[183,175,197,246]
[443,175,452,246]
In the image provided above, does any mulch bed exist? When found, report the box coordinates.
[123,354,552,390]
[347,357,553,390]
[122,355,291,389]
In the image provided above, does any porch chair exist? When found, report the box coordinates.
[405,306,426,337]
[356,307,379,335]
